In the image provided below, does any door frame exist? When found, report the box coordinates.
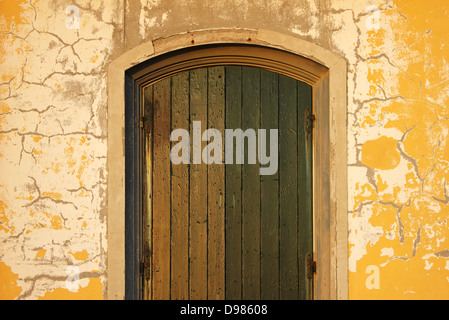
[106,29,348,300]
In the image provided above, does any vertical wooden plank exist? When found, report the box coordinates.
[260,70,280,300]
[225,66,242,300]
[207,66,225,299]
[143,85,153,300]
[241,66,261,300]
[171,72,190,300]
[152,78,171,300]
[189,68,208,299]
[297,81,313,300]
[279,74,299,300]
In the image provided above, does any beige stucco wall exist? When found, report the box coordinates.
[1,0,448,299]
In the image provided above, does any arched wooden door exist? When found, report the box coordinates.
[142,65,313,300]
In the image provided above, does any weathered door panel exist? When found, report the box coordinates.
[143,65,313,300]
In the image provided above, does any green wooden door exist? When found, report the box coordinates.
[143,65,313,300]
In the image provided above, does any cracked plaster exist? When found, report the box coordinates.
[0,0,113,300]
[0,0,449,299]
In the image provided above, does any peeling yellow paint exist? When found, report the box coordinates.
[349,0,449,299]
[0,0,29,30]
[423,161,449,201]
[32,149,43,156]
[394,1,449,106]
[68,250,89,261]
[362,136,400,170]
[353,182,377,212]
[0,101,10,113]
[0,0,448,301]
[384,100,439,133]
[32,136,43,143]
[38,278,103,300]
[28,209,64,231]
[350,244,449,299]
[0,1,31,84]
[76,152,94,187]
[41,191,62,201]
[0,199,13,234]
[50,214,63,230]
[35,249,47,259]
[0,261,22,299]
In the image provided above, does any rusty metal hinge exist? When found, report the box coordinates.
[305,108,316,134]
[140,116,150,134]
[306,252,317,280]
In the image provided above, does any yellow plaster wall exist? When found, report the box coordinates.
[348,0,449,299]
[0,0,448,299]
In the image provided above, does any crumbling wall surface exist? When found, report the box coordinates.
[333,0,449,299]
[0,0,123,299]
[1,0,448,299]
